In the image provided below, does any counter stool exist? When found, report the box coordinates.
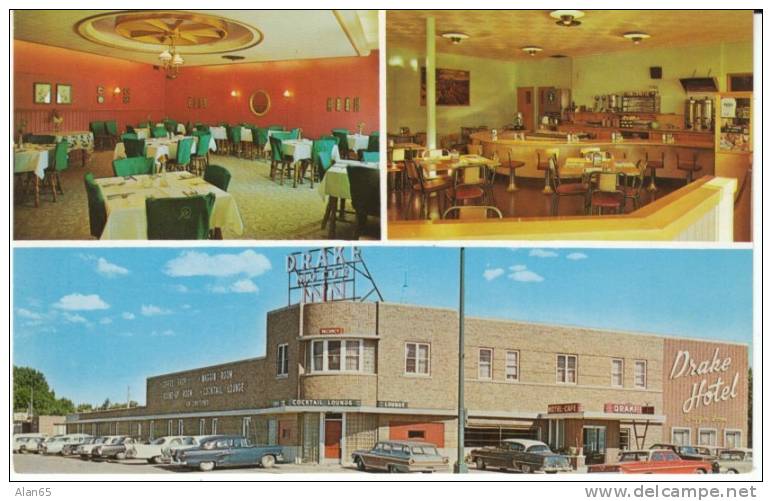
[676,152,703,185]
[536,148,559,194]
[505,150,525,192]
[645,151,665,192]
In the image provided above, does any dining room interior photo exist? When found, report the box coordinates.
[13,9,381,240]
[385,10,755,242]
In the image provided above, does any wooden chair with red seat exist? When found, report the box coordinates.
[404,159,452,220]
[676,152,703,184]
[620,160,647,212]
[452,163,488,207]
[536,148,560,194]
[547,156,590,216]
[589,171,625,215]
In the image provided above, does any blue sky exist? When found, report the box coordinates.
[13,246,752,407]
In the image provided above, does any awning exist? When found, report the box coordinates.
[538,411,666,423]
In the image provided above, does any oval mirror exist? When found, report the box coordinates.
[249,90,271,117]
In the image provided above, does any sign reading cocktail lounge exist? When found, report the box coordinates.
[670,348,740,413]
[272,399,361,407]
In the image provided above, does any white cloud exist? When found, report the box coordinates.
[121,312,136,320]
[566,252,588,261]
[230,279,259,293]
[96,258,129,278]
[54,293,109,311]
[99,317,112,325]
[151,329,176,337]
[529,249,558,258]
[508,265,545,283]
[172,284,189,293]
[483,268,504,281]
[16,308,42,320]
[164,250,272,278]
[63,312,88,324]
[141,305,172,316]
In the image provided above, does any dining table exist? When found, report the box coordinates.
[418,154,501,177]
[113,135,217,170]
[14,144,53,207]
[347,133,370,153]
[318,159,379,237]
[95,171,244,240]
[561,157,640,191]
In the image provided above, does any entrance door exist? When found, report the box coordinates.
[324,419,342,459]
[517,87,535,131]
[583,426,607,465]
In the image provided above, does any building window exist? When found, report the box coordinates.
[276,343,289,377]
[178,419,184,435]
[405,342,430,376]
[611,359,624,387]
[505,351,519,381]
[212,418,218,435]
[328,340,341,370]
[725,430,742,449]
[242,417,252,438]
[672,427,692,446]
[478,348,493,379]
[199,419,206,435]
[634,360,647,388]
[556,354,577,384]
[149,420,154,440]
[310,339,363,373]
[408,430,426,440]
[698,428,717,447]
[619,428,630,450]
[312,341,324,371]
[345,341,360,371]
[137,423,142,439]
[167,420,173,436]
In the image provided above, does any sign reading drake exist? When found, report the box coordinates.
[669,347,740,413]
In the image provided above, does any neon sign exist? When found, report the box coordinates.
[669,348,740,414]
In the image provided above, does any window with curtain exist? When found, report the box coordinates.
[725,430,742,449]
[345,340,360,371]
[699,429,717,446]
[611,359,624,387]
[405,342,430,375]
[557,354,577,384]
[276,343,289,377]
[309,339,364,373]
[328,341,341,371]
[478,348,493,379]
[672,428,691,446]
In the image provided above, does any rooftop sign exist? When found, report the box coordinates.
[285,247,383,305]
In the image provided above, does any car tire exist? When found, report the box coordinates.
[151,456,163,465]
[199,461,215,472]
[388,464,397,473]
[696,469,707,474]
[521,463,532,474]
[355,457,367,472]
[116,452,127,460]
[475,457,486,470]
[260,455,276,469]
[727,469,738,474]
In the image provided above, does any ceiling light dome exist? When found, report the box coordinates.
[158,49,172,63]
[441,32,470,44]
[521,46,543,57]
[623,31,651,44]
[550,10,585,27]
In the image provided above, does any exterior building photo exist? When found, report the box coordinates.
[67,300,749,467]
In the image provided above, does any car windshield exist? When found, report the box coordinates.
[411,446,438,455]
[151,438,166,445]
[719,451,745,460]
[527,445,551,453]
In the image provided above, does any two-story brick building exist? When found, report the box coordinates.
[66,301,749,466]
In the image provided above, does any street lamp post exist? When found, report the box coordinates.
[454,247,468,473]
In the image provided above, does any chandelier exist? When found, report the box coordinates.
[158,36,184,79]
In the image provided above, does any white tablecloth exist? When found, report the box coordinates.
[156,123,186,135]
[96,171,244,239]
[113,136,216,168]
[52,131,94,152]
[209,126,227,141]
[263,139,339,162]
[14,147,51,179]
[347,134,370,152]
[318,160,378,200]
[134,128,150,139]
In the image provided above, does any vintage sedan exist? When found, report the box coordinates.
[126,436,202,464]
[63,436,99,456]
[13,435,46,454]
[650,444,720,473]
[470,439,572,473]
[717,449,753,474]
[352,440,450,473]
[172,435,284,472]
[589,449,713,474]
[78,436,115,458]
[92,436,136,460]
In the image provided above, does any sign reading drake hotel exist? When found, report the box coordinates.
[670,347,740,413]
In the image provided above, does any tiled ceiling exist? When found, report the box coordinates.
[387,10,754,60]
[13,10,378,66]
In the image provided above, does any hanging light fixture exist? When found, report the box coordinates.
[158,36,184,79]
[521,46,543,57]
[623,32,651,45]
[550,10,585,27]
[441,32,470,45]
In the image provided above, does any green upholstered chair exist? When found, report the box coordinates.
[269,135,293,185]
[105,120,119,139]
[112,156,155,177]
[167,137,194,172]
[346,164,380,239]
[332,128,349,134]
[319,134,339,144]
[139,121,151,129]
[43,141,69,201]
[362,151,380,164]
[227,125,243,157]
[195,123,209,132]
[367,131,380,152]
[253,127,269,159]
[121,133,138,141]
[268,125,284,131]
[164,119,178,134]
[152,125,168,138]
[124,138,146,158]
[333,130,352,159]
[191,133,212,176]
[145,193,215,240]
[126,125,136,134]
[84,172,106,238]
[289,128,301,140]
[203,164,232,192]
[311,139,337,183]
[90,121,107,150]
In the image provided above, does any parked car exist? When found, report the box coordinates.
[172,435,284,472]
[13,435,46,454]
[351,440,450,473]
[37,435,66,454]
[717,449,753,474]
[126,436,202,464]
[650,444,720,473]
[589,449,713,474]
[78,436,115,459]
[160,435,211,464]
[92,436,136,460]
[469,439,572,473]
[62,436,99,456]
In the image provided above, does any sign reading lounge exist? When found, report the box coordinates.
[670,348,740,413]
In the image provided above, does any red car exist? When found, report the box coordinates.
[588,449,713,474]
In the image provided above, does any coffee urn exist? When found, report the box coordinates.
[685,98,697,130]
[701,98,713,131]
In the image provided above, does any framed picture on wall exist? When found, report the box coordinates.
[326,97,333,112]
[56,84,72,105]
[34,82,52,104]
[420,67,471,106]
[335,97,342,112]
[353,97,360,112]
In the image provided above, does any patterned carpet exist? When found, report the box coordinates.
[13,151,377,240]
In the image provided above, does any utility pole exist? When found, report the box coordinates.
[454,247,468,473]
[127,386,131,409]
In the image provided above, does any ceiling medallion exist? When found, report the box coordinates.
[521,46,543,57]
[75,10,263,56]
[623,32,652,45]
[550,10,585,27]
[441,32,470,45]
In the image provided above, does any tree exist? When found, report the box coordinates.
[100,398,111,410]
[76,403,94,413]
[13,366,75,415]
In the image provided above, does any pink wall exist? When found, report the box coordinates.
[14,41,380,139]
[14,40,167,135]
[164,53,380,138]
